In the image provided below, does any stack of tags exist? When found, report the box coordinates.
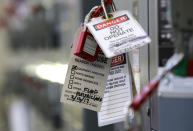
[98,54,133,126]
[60,28,111,111]
[61,7,151,126]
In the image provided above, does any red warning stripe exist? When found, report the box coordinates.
[187,59,193,76]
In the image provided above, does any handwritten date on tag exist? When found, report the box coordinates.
[60,29,111,112]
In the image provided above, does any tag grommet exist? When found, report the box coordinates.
[101,0,116,20]
[102,14,114,20]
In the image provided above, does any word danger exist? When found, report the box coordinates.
[94,15,129,30]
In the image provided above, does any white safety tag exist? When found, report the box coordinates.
[87,10,151,58]
[98,53,133,126]
[60,29,111,112]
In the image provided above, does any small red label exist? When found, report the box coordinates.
[111,54,124,66]
[94,15,129,30]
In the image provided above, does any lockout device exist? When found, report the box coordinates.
[74,31,100,62]
[74,0,113,62]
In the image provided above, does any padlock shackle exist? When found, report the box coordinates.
[101,0,109,19]
[101,0,117,19]
[83,6,99,30]
[91,0,113,18]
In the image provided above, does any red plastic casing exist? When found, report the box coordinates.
[130,78,160,112]
[73,0,112,62]
[74,31,100,62]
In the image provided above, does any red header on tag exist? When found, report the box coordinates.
[94,15,129,30]
[111,54,125,66]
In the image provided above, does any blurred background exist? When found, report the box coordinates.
[0,0,81,131]
[1,0,192,131]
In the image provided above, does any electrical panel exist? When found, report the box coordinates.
[158,0,175,66]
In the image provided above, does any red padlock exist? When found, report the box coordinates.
[74,0,113,62]
[74,6,101,62]
[74,30,100,62]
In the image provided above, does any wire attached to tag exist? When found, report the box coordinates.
[74,6,100,62]
[84,6,99,30]
[101,0,109,19]
[101,0,117,20]
[91,0,113,18]
[130,53,184,111]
